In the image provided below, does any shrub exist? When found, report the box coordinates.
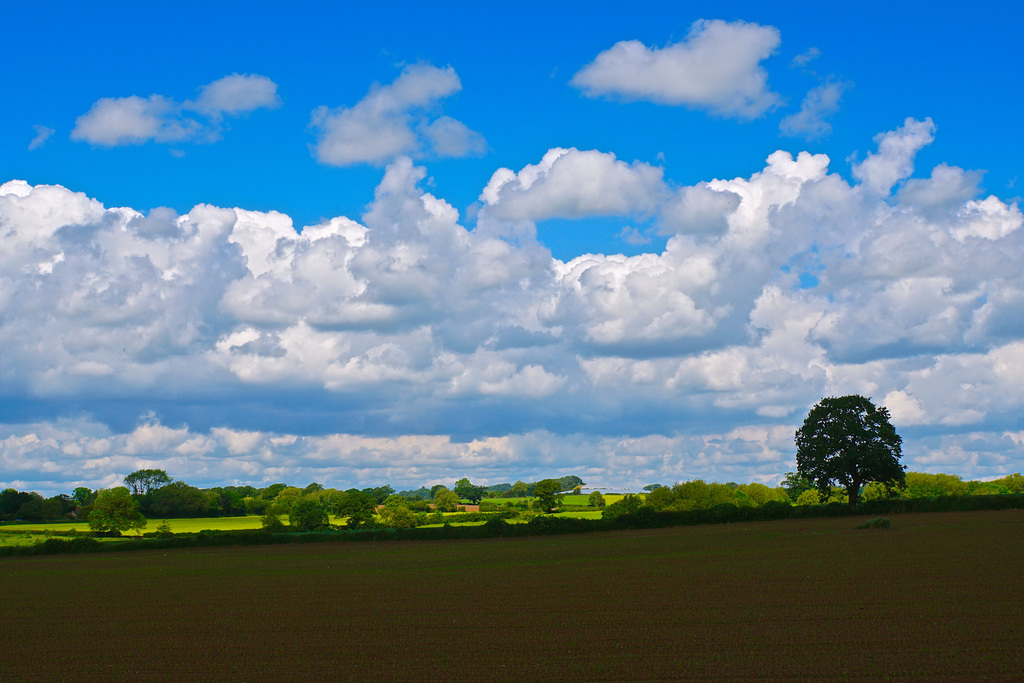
[261,512,286,533]
[289,498,330,531]
[856,517,891,530]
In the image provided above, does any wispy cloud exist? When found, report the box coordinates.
[28,125,55,150]
[780,79,850,140]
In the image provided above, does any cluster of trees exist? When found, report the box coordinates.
[397,475,585,501]
[0,489,79,522]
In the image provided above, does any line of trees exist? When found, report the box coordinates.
[3,467,1022,532]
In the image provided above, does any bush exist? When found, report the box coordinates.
[289,498,330,531]
[32,536,103,554]
[856,517,891,530]
[261,512,286,533]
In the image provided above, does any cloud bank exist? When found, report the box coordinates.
[3,118,1024,493]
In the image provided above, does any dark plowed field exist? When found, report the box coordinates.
[2,510,1021,681]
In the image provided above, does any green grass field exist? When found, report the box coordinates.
[0,515,266,539]
[0,499,620,542]
[484,493,630,507]
[552,510,603,519]
[1,510,1020,681]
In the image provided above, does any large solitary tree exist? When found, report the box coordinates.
[795,395,905,509]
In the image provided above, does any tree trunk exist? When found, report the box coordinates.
[847,479,861,510]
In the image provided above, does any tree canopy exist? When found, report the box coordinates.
[289,498,330,531]
[433,487,460,512]
[88,487,147,535]
[453,477,486,504]
[123,469,172,496]
[532,479,563,513]
[334,490,377,528]
[795,395,905,509]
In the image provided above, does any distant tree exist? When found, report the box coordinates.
[389,506,418,528]
[644,485,676,510]
[532,479,563,513]
[260,483,288,500]
[780,472,816,502]
[0,489,32,519]
[243,496,269,516]
[588,491,606,508]
[214,489,246,516]
[381,494,408,510]
[379,497,417,528]
[556,475,585,491]
[993,472,1024,494]
[366,486,395,504]
[670,480,738,511]
[454,478,486,504]
[145,481,208,518]
[261,511,285,533]
[123,469,172,496]
[16,493,44,521]
[902,472,969,499]
[643,484,665,492]
[433,488,460,513]
[273,487,304,511]
[289,498,330,531]
[860,481,898,502]
[303,482,324,494]
[967,481,1007,496]
[737,483,790,506]
[796,395,905,509]
[88,487,147,536]
[42,495,74,520]
[72,487,94,506]
[508,481,528,498]
[601,494,642,520]
[335,490,377,528]
[795,489,821,506]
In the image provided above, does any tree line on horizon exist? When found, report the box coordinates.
[4,395,1023,540]
[2,468,1021,528]
[0,473,588,525]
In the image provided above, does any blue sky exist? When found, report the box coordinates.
[2,2,1023,495]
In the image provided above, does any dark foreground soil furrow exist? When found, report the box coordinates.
[1,510,1021,682]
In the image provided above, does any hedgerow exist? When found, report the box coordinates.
[3,493,1021,557]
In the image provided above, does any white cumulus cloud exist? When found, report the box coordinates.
[480,148,667,222]
[71,73,279,146]
[852,117,936,194]
[4,119,1024,492]
[571,19,783,119]
[311,64,485,166]
[779,79,850,140]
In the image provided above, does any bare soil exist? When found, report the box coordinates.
[1,510,1021,681]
